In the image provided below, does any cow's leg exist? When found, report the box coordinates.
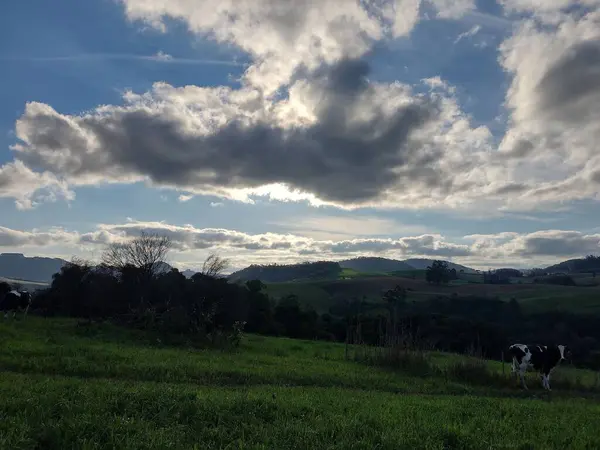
[540,373,547,390]
[519,367,528,390]
[512,358,522,385]
[545,373,552,391]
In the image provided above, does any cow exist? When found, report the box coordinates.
[508,343,570,391]
[0,290,32,319]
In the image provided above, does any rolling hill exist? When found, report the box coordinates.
[544,256,600,274]
[403,258,477,273]
[229,257,478,283]
[0,253,67,283]
[228,261,342,283]
[338,256,414,273]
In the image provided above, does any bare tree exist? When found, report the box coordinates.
[101,231,172,277]
[201,253,230,278]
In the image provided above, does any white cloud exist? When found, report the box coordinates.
[2,221,600,270]
[5,62,498,211]
[152,50,172,61]
[0,160,74,210]
[178,194,193,202]
[4,0,600,217]
[453,24,481,44]
[270,214,430,240]
[118,0,477,94]
[429,0,476,19]
[495,5,600,210]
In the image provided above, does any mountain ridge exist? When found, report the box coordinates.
[3,252,598,285]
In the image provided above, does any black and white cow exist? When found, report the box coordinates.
[0,290,32,319]
[509,343,570,391]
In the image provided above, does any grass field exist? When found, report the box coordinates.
[1,318,600,449]
[263,274,600,315]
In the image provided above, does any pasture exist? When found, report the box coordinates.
[264,274,600,315]
[1,318,600,449]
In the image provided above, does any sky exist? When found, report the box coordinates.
[2,0,600,272]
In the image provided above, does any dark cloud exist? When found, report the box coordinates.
[326,235,472,257]
[536,40,600,123]
[520,231,600,257]
[13,58,456,206]
[493,182,527,195]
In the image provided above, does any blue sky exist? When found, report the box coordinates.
[2,0,600,271]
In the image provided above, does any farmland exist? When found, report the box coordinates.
[263,273,600,315]
[1,318,600,449]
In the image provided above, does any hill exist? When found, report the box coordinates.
[338,256,414,273]
[228,258,478,283]
[0,253,67,283]
[403,258,476,273]
[181,269,197,278]
[228,261,342,282]
[1,318,598,449]
[545,256,600,274]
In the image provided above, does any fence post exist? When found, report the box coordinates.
[502,351,505,377]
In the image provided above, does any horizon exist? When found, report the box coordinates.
[3,1,600,272]
[0,251,584,275]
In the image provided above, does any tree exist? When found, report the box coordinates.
[201,253,230,278]
[426,260,450,285]
[383,285,407,334]
[101,231,172,277]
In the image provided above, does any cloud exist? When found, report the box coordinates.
[152,50,172,61]
[178,194,193,202]
[0,160,74,210]
[0,226,77,247]
[120,0,464,93]
[270,214,430,240]
[6,57,496,210]
[494,5,600,209]
[518,230,600,256]
[5,0,600,215]
[0,53,244,66]
[429,0,476,18]
[453,25,481,44]
[3,220,600,270]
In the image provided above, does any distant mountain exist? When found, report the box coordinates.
[182,269,197,278]
[155,261,173,274]
[0,253,67,283]
[402,258,477,273]
[339,257,414,273]
[228,261,342,283]
[544,256,600,274]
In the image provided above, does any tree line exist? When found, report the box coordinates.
[7,233,600,369]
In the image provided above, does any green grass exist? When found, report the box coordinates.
[264,274,600,316]
[264,282,334,313]
[339,268,390,278]
[2,318,600,449]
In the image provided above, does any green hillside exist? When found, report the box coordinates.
[228,258,479,283]
[338,256,414,273]
[1,318,599,449]
[263,274,600,315]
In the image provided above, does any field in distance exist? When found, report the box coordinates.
[1,318,599,449]
[263,274,600,315]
